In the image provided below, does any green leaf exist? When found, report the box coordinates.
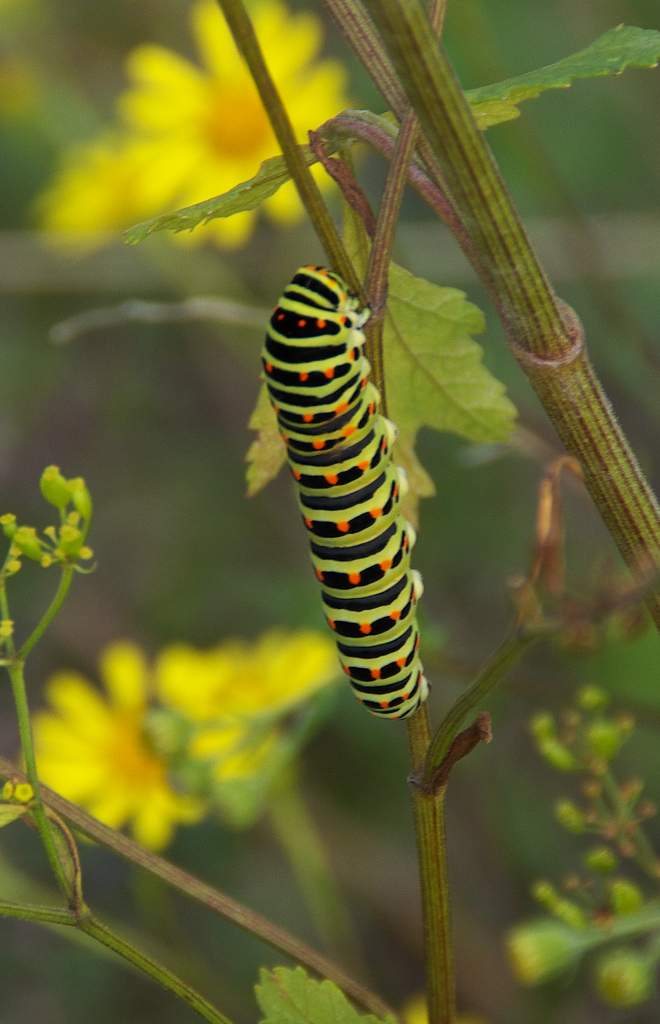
[256,966,396,1024]
[125,148,317,244]
[0,804,28,827]
[385,262,517,524]
[126,25,660,245]
[246,383,287,498]
[467,25,660,129]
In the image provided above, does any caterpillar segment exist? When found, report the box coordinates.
[263,266,429,719]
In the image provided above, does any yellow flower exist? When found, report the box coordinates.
[38,0,350,246]
[402,994,489,1024]
[33,642,206,850]
[155,629,339,722]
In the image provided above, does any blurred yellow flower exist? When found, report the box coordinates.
[38,0,350,246]
[33,642,206,850]
[402,994,489,1024]
[156,629,339,721]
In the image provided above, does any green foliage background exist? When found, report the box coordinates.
[1,0,660,1021]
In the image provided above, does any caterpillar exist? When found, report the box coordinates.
[263,266,429,720]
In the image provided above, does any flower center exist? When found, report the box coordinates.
[204,82,273,159]
[107,713,165,787]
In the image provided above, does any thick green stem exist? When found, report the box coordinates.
[364,0,660,628]
[213,0,362,300]
[408,706,455,1024]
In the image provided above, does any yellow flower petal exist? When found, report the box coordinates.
[100,641,148,711]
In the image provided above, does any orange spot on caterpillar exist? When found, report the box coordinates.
[339,315,347,324]
[316,319,327,329]
[381,438,387,450]
[342,425,357,437]
[360,622,372,634]
[337,521,350,533]
[390,610,401,621]
[370,508,382,518]
[274,405,280,413]
[266,362,273,372]
[393,484,399,498]
[371,668,381,679]
[396,657,406,668]
[316,569,324,581]
[335,402,348,414]
[313,440,325,450]
[298,319,306,327]
[358,460,369,471]
[277,312,285,320]
[324,366,335,379]
[361,378,367,388]
[325,473,339,485]
[348,572,361,584]
[328,618,336,629]
[379,559,391,571]
[415,634,420,648]
[379,700,389,708]
[318,268,328,275]
[348,349,355,362]
[281,433,289,442]
[303,413,314,422]
[293,469,301,480]
[299,372,309,382]
[403,535,409,549]
[304,517,313,528]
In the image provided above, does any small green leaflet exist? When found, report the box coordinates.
[125,149,317,244]
[256,967,396,1024]
[0,804,29,827]
[125,25,660,242]
[467,24,660,128]
[245,263,516,522]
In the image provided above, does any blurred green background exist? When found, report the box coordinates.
[1,0,660,1021]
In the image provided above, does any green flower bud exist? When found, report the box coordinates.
[594,947,654,1008]
[57,524,83,556]
[507,920,585,985]
[584,846,618,874]
[585,718,623,761]
[0,513,16,539]
[609,879,644,916]
[68,477,92,521]
[13,783,33,803]
[530,880,586,928]
[538,738,579,772]
[530,712,555,743]
[576,685,609,712]
[2,781,13,799]
[40,466,71,509]
[555,799,585,833]
[13,526,43,562]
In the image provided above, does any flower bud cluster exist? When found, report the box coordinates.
[1,467,93,579]
[510,684,660,1008]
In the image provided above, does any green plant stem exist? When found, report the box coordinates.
[0,755,395,1021]
[600,769,659,880]
[423,627,540,788]
[80,916,234,1024]
[6,661,72,901]
[364,0,660,628]
[408,705,455,1024]
[269,774,366,972]
[0,899,77,926]
[0,896,234,1024]
[19,566,73,661]
[213,0,362,301]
